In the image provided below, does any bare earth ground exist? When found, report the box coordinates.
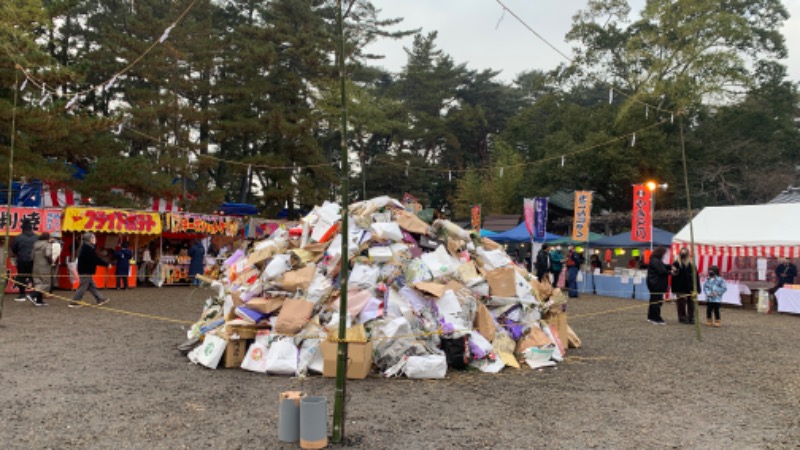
[1,286,798,449]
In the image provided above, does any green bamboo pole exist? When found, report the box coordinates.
[1,70,20,321]
[679,116,702,342]
[332,0,350,443]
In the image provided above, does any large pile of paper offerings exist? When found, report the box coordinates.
[184,196,580,379]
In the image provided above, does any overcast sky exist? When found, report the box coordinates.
[366,0,800,84]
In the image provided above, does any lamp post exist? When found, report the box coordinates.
[645,181,668,252]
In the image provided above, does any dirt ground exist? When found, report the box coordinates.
[1,285,798,449]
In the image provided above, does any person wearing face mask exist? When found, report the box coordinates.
[671,248,699,324]
[549,245,564,287]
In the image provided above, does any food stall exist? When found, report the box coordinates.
[59,206,162,290]
[2,207,63,293]
[156,212,241,286]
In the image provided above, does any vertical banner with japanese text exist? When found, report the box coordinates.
[571,191,593,242]
[533,197,548,242]
[523,198,535,237]
[470,205,481,231]
[631,184,652,242]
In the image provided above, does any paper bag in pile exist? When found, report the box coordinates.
[394,209,430,235]
[279,265,315,293]
[275,299,315,335]
[245,297,285,315]
[474,302,496,342]
[485,267,517,297]
[515,326,551,358]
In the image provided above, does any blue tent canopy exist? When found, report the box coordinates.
[590,227,674,248]
[489,222,563,243]
[479,229,498,237]
[218,202,258,216]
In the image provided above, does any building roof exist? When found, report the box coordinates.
[768,186,800,204]
[482,215,521,232]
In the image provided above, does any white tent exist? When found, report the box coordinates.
[672,204,800,275]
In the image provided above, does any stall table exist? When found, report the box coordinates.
[775,288,800,314]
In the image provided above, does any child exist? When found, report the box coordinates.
[702,265,727,327]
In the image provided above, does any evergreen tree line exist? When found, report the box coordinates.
[1,0,798,218]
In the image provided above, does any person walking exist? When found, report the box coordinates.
[534,243,551,283]
[11,219,38,302]
[113,241,133,290]
[671,248,699,324]
[188,240,206,286]
[549,245,564,287]
[30,232,54,306]
[70,232,111,308]
[566,245,582,298]
[646,246,672,325]
[703,265,727,327]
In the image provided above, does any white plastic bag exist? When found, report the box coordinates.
[240,343,269,373]
[188,334,226,369]
[67,259,79,285]
[405,355,447,379]
[264,338,299,375]
[297,339,322,376]
[264,254,293,280]
[348,263,380,290]
[370,222,403,242]
[421,245,458,277]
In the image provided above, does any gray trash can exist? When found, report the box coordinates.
[278,391,304,443]
[300,396,328,449]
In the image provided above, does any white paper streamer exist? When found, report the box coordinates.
[448,171,452,182]
[65,95,79,110]
[631,133,636,147]
[560,155,565,167]
[20,79,28,91]
[499,167,504,178]
[159,24,175,44]
[609,88,614,104]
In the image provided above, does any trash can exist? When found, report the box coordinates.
[300,396,328,449]
[278,391,304,443]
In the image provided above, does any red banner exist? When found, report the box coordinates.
[632,185,652,242]
[524,198,534,237]
[471,205,481,231]
[0,207,62,235]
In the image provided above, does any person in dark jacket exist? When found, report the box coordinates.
[671,248,699,324]
[646,246,673,325]
[774,258,797,288]
[188,240,206,285]
[113,241,133,290]
[534,243,551,283]
[549,245,564,287]
[566,245,583,298]
[70,232,110,308]
[11,219,38,302]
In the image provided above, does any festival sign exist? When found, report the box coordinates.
[62,206,162,235]
[0,207,62,235]
[471,205,481,231]
[165,212,240,237]
[631,184,652,242]
[571,191,593,242]
[524,198,534,237]
[533,197,548,242]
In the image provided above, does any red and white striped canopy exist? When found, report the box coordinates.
[148,197,181,212]
[42,184,82,207]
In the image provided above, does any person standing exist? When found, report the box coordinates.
[70,232,111,308]
[188,239,206,286]
[671,248,699,324]
[774,258,797,289]
[30,232,53,306]
[646,246,672,325]
[566,245,582,298]
[49,232,63,295]
[703,266,727,327]
[113,241,133,290]
[11,219,38,302]
[534,243,551,283]
[549,245,564,287]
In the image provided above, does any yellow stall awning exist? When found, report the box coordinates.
[62,206,162,235]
